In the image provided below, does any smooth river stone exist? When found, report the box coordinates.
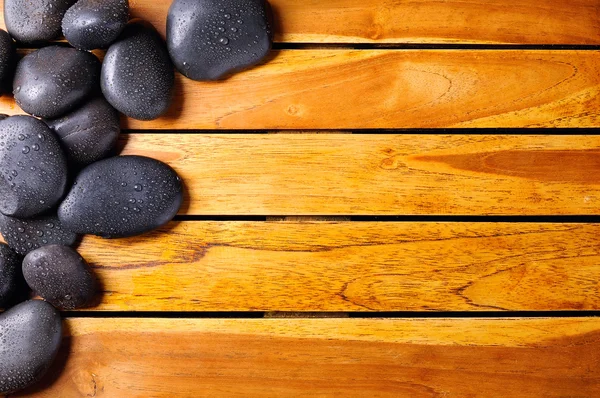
[14,46,101,118]
[63,0,129,50]
[45,97,121,168]
[0,29,16,94]
[0,116,68,218]
[0,243,21,308]
[4,0,76,43]
[101,20,174,120]
[0,300,62,395]
[58,155,183,238]
[23,245,96,309]
[0,213,78,255]
[167,0,272,81]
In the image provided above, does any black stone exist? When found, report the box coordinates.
[14,46,101,119]
[58,155,183,238]
[45,97,121,169]
[101,20,174,120]
[0,29,16,94]
[23,245,96,310]
[0,116,68,218]
[0,243,21,308]
[4,0,76,44]
[0,213,78,255]
[63,0,129,50]
[167,0,272,81]
[0,300,62,395]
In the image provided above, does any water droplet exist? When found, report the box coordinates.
[224,13,231,19]
[219,37,229,45]
[22,146,30,154]
[14,86,20,93]
[231,27,238,33]
[17,227,24,233]
[121,182,127,187]
[32,144,39,151]
[134,184,143,192]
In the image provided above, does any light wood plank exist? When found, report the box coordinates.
[1,50,600,129]
[76,221,600,311]
[2,0,598,44]
[11,317,600,397]
[118,134,600,215]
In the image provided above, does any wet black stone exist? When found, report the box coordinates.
[4,0,76,44]
[101,20,174,120]
[0,213,78,255]
[0,116,68,218]
[167,0,272,81]
[0,300,62,395]
[45,97,121,169]
[63,0,129,50]
[0,243,21,308]
[23,245,96,310]
[0,29,16,94]
[58,155,183,238]
[13,46,101,119]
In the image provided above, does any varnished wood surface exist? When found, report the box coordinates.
[2,50,600,129]
[117,134,600,215]
[75,221,600,311]
[3,0,599,44]
[11,317,600,397]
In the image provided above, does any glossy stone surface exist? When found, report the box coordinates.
[13,46,101,118]
[0,213,78,255]
[63,0,129,50]
[4,0,76,43]
[0,300,62,394]
[0,116,68,218]
[167,0,272,80]
[0,243,21,308]
[101,20,174,120]
[23,245,96,309]
[0,29,16,94]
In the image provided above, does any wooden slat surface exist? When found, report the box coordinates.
[3,0,598,44]
[116,134,600,216]
[11,317,600,397]
[76,221,600,311]
[2,50,600,129]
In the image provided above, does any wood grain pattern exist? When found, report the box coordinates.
[76,221,600,311]
[2,50,600,129]
[11,317,600,397]
[118,134,600,215]
[3,0,598,44]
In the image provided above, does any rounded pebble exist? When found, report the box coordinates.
[0,29,16,94]
[4,0,76,44]
[23,245,96,310]
[0,213,78,255]
[58,155,183,238]
[13,46,101,119]
[0,116,68,218]
[0,300,62,395]
[45,97,121,168]
[63,0,129,50]
[167,0,272,80]
[101,20,174,120]
[0,243,21,308]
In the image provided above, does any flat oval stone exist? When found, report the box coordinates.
[58,155,183,238]
[63,0,129,50]
[0,213,78,255]
[0,300,62,394]
[101,20,174,120]
[0,29,16,94]
[45,97,121,168]
[23,245,96,310]
[167,0,272,81]
[0,116,68,218]
[0,243,21,308]
[4,0,76,44]
[14,46,101,118]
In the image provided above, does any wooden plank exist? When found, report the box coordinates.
[11,318,600,397]
[2,50,600,129]
[117,134,600,216]
[77,221,600,311]
[2,0,598,44]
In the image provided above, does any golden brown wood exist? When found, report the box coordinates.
[116,134,600,215]
[3,0,598,44]
[2,50,600,129]
[76,221,600,311]
[11,317,600,397]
